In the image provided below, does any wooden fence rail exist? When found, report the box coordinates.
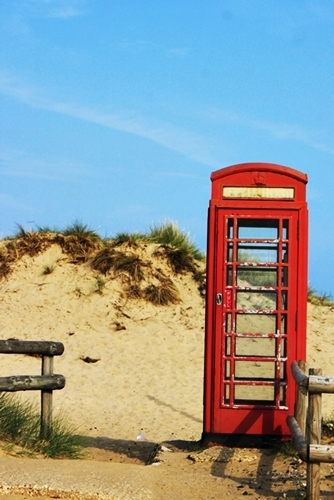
[0,340,65,438]
[287,360,334,500]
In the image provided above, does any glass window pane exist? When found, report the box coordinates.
[280,362,286,380]
[225,360,230,379]
[237,219,279,239]
[235,361,275,380]
[237,267,277,287]
[237,243,278,263]
[227,242,233,262]
[225,313,233,333]
[235,337,276,357]
[227,219,234,238]
[282,243,288,263]
[281,291,287,310]
[280,384,286,406]
[234,385,275,403]
[236,314,276,334]
[236,291,277,310]
[227,266,233,286]
[280,315,287,334]
[279,338,286,357]
[224,384,230,404]
[225,337,231,356]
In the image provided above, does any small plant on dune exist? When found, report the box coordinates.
[10,224,50,257]
[148,220,205,261]
[0,394,84,459]
[91,247,116,274]
[0,259,11,279]
[322,412,334,437]
[125,282,143,299]
[91,248,145,282]
[193,268,206,297]
[144,278,180,305]
[62,220,101,240]
[94,275,106,294]
[42,263,56,275]
[154,245,196,274]
[111,231,146,248]
[112,252,145,282]
[75,286,83,297]
[308,286,334,306]
[58,220,103,263]
[275,438,298,459]
[35,225,60,234]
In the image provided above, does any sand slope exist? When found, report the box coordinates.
[0,241,333,449]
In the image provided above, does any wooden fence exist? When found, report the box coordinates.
[0,340,65,438]
[287,360,334,500]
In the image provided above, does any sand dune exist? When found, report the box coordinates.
[0,241,333,449]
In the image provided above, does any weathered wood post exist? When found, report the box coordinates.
[41,354,53,439]
[0,340,65,438]
[296,360,308,437]
[307,368,322,500]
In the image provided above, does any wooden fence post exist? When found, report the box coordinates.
[41,355,54,439]
[296,360,308,436]
[0,340,65,438]
[307,368,322,500]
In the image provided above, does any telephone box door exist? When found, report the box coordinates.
[212,209,299,437]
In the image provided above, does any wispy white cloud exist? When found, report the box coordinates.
[205,109,334,156]
[0,72,219,168]
[21,0,87,20]
[0,146,93,181]
[46,6,85,19]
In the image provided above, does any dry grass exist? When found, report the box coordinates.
[90,247,116,275]
[144,279,180,305]
[154,245,196,274]
[308,287,334,306]
[0,221,205,306]
[91,248,145,282]
[112,253,145,282]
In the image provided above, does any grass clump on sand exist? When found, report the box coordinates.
[308,287,334,306]
[322,412,334,438]
[144,278,180,305]
[0,394,84,459]
[0,220,206,300]
[147,220,205,261]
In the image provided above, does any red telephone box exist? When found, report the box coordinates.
[203,163,308,446]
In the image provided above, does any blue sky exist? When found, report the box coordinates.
[1,0,334,294]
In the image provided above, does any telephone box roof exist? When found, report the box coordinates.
[211,162,308,184]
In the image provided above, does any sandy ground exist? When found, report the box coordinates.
[0,243,333,499]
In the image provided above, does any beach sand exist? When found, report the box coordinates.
[0,242,333,498]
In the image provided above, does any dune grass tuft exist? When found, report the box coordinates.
[0,394,84,459]
[147,221,204,261]
[91,247,116,275]
[0,221,206,304]
[144,278,180,305]
[308,287,334,306]
[111,231,146,247]
[154,245,196,274]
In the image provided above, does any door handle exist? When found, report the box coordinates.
[216,293,222,305]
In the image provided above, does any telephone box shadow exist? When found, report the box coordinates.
[209,407,296,497]
[76,435,157,464]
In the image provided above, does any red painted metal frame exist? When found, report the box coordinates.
[203,163,308,444]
